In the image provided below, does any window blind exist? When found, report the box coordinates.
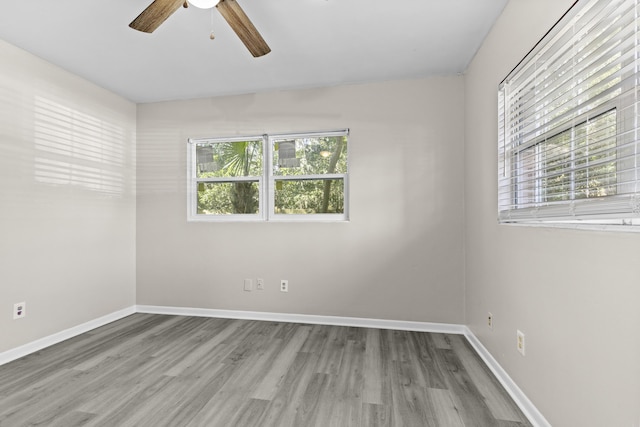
[498,0,640,225]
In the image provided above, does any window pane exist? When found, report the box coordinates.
[515,146,537,206]
[573,110,617,199]
[274,179,344,214]
[514,110,617,208]
[272,136,347,176]
[541,130,572,202]
[196,140,262,178]
[197,181,260,215]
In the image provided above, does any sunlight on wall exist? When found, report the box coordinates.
[34,158,124,195]
[33,95,126,196]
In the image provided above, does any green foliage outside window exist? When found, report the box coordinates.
[196,140,262,215]
[273,136,347,214]
[194,135,348,216]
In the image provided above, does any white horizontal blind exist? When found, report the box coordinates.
[498,0,640,224]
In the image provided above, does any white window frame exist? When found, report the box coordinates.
[187,130,349,222]
[497,0,640,228]
[187,135,266,222]
[267,131,349,222]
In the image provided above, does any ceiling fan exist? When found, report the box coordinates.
[129,0,271,57]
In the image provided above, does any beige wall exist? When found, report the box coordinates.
[0,40,137,353]
[464,1,640,426]
[136,77,466,324]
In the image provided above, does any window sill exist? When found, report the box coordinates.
[499,220,640,233]
[187,216,349,223]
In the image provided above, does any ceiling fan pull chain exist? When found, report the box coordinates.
[209,8,215,40]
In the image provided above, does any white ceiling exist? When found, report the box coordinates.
[0,0,508,104]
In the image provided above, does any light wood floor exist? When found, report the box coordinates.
[0,314,532,426]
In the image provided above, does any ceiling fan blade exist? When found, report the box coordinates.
[129,0,185,33]
[216,0,271,57]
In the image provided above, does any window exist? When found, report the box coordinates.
[188,130,349,221]
[270,134,348,218]
[498,0,640,226]
[190,137,264,219]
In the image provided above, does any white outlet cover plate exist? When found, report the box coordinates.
[517,329,525,356]
[13,302,26,319]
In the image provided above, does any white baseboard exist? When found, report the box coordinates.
[135,305,467,334]
[464,327,551,427]
[0,304,547,427]
[0,306,136,366]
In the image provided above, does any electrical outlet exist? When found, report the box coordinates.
[244,279,253,292]
[256,278,264,290]
[13,302,26,320]
[517,330,525,356]
[487,312,493,329]
[280,279,288,292]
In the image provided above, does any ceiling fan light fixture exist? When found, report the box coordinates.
[188,0,219,9]
[130,0,270,57]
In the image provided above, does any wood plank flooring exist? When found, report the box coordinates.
[0,314,532,426]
